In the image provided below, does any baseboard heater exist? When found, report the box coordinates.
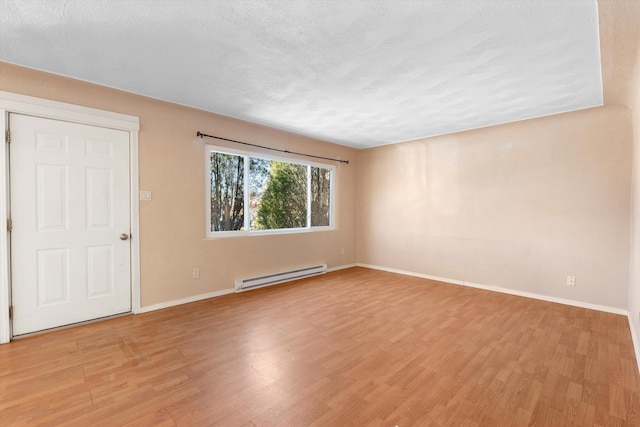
[235,264,327,292]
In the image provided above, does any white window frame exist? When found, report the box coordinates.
[204,144,335,238]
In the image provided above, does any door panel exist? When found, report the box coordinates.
[86,168,113,229]
[36,164,68,231]
[10,114,131,336]
[36,248,69,306]
[87,245,113,297]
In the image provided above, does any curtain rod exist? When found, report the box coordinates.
[196,131,349,164]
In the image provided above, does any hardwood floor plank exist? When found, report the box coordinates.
[1,267,638,426]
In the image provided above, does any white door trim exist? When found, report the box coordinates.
[0,91,141,344]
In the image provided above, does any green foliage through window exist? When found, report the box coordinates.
[208,147,333,234]
[254,161,307,230]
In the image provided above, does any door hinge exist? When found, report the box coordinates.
[8,306,13,319]
[5,130,10,144]
[7,219,12,232]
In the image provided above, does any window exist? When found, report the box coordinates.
[206,146,334,236]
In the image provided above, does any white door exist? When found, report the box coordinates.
[9,114,131,336]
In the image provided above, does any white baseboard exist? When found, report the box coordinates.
[139,288,234,313]
[327,263,358,273]
[357,263,628,316]
[629,313,640,374]
[140,264,357,313]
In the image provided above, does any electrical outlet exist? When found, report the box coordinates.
[566,276,575,287]
[340,247,345,255]
[139,190,152,201]
[192,268,200,279]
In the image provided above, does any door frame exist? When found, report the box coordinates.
[0,91,141,343]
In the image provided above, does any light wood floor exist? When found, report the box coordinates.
[1,267,639,426]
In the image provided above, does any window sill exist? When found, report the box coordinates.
[205,226,335,239]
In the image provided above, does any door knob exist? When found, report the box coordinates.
[120,233,129,240]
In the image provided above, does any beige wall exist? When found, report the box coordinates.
[357,106,633,309]
[0,62,358,307]
[600,0,640,107]
[628,25,640,345]
[599,0,640,348]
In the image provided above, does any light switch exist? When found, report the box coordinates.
[139,190,152,201]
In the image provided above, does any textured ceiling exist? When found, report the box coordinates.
[0,0,603,148]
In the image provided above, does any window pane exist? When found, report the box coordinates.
[249,157,271,230]
[210,152,244,231]
[311,166,331,227]
[253,160,307,230]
